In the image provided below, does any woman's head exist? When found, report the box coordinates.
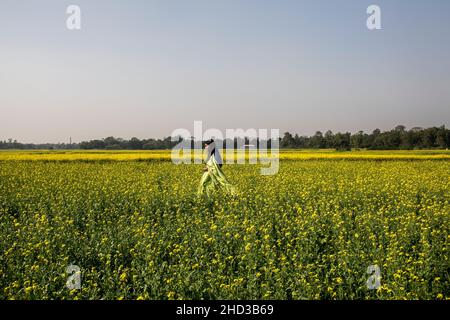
[204,139,214,147]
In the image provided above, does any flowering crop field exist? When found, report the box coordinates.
[0,150,449,300]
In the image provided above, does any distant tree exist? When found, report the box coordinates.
[281,132,295,148]
[129,137,143,149]
[324,130,334,148]
[400,130,414,149]
[310,131,325,148]
[79,139,105,149]
[435,126,448,148]
[421,128,436,148]
[386,128,402,148]
[104,136,120,146]
[333,132,351,151]
[293,134,308,148]
[350,131,364,149]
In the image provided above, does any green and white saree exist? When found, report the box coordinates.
[198,142,235,196]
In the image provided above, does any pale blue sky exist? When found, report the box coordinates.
[1,0,449,143]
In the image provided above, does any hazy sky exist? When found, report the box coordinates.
[1,0,449,143]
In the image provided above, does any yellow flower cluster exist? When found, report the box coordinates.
[0,149,449,162]
[0,150,448,300]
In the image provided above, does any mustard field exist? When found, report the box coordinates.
[1,149,449,161]
[0,150,448,299]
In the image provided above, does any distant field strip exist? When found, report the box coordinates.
[0,150,449,161]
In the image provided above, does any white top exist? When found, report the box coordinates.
[205,142,223,164]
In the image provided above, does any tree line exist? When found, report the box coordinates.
[280,125,450,150]
[1,125,449,150]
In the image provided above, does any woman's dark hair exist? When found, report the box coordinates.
[203,139,222,167]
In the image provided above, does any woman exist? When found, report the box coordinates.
[197,139,235,196]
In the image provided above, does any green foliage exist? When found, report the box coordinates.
[0,159,449,300]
